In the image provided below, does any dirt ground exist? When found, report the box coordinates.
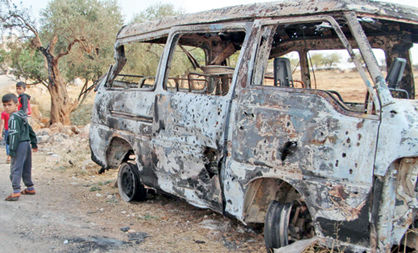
[0,134,267,253]
[0,75,268,252]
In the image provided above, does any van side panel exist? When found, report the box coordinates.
[90,86,156,181]
[224,86,380,245]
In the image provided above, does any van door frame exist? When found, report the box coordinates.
[151,22,253,211]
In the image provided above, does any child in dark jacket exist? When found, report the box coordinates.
[16,81,32,115]
[2,93,38,201]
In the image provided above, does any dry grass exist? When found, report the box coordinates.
[294,69,418,102]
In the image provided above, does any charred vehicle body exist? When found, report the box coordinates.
[90,0,418,251]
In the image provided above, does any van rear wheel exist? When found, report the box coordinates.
[117,162,147,202]
[264,201,293,251]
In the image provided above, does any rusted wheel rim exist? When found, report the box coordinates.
[121,167,135,198]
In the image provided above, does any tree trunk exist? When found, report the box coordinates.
[47,61,77,125]
[35,35,81,125]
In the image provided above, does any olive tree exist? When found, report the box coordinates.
[1,0,122,125]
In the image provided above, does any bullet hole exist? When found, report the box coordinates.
[349,169,353,174]
[239,126,243,130]
[264,139,267,143]
[346,138,351,144]
[320,132,324,136]
[280,141,297,161]
[205,118,208,122]
[287,122,291,127]
[342,153,346,158]
[335,160,339,167]
[218,111,221,116]
[353,191,358,195]
[345,131,349,135]
[251,113,255,118]
[253,150,256,155]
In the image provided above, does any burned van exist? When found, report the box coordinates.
[90,0,418,251]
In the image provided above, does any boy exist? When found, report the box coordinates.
[0,110,11,163]
[16,81,32,115]
[2,93,38,201]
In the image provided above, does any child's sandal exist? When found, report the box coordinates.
[5,193,20,201]
[21,189,36,195]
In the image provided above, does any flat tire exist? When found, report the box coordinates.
[117,162,146,202]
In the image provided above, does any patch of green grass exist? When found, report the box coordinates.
[106,198,118,204]
[89,186,101,192]
[138,213,159,220]
[104,180,113,185]
[97,180,113,187]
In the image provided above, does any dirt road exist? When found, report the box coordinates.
[0,147,138,252]
[0,74,266,252]
[0,135,265,253]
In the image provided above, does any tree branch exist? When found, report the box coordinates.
[48,35,59,54]
[56,38,85,60]
[9,13,39,37]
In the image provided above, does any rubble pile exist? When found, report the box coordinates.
[36,123,97,174]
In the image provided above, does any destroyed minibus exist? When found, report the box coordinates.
[89,0,418,251]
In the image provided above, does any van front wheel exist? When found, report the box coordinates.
[117,163,147,202]
[264,201,293,251]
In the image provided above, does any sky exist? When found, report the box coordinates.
[17,0,418,24]
[14,0,418,63]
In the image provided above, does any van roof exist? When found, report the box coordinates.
[118,0,418,40]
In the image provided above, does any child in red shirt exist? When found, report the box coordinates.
[0,110,10,163]
[16,81,32,115]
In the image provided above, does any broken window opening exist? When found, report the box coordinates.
[164,31,246,96]
[357,16,417,100]
[253,21,378,113]
[110,37,168,90]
